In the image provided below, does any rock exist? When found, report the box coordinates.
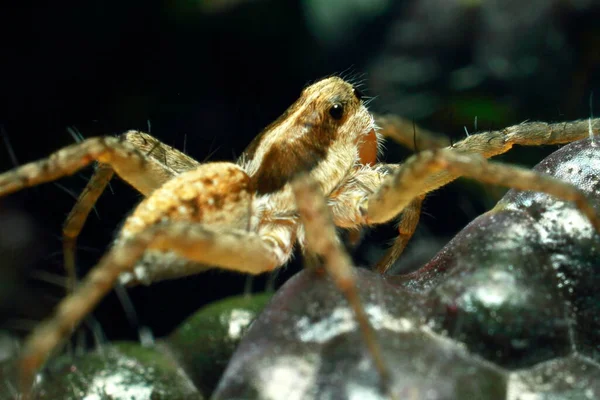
[214,138,600,399]
[165,293,272,395]
[33,342,202,400]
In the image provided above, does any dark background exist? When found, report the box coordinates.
[0,0,599,347]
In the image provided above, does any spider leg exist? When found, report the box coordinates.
[451,118,600,157]
[374,195,424,273]
[292,174,390,394]
[364,149,600,273]
[400,118,600,195]
[369,118,600,270]
[61,131,199,292]
[326,164,424,273]
[62,164,114,292]
[0,136,163,198]
[20,220,293,395]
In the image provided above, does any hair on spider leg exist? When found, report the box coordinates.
[80,315,108,355]
[56,306,109,362]
[63,312,109,365]
[1,125,20,167]
[134,130,149,146]
[145,139,165,163]
[442,107,458,149]
[201,137,222,163]
[66,126,86,144]
[50,181,81,203]
[67,126,115,204]
[73,170,115,199]
[27,270,68,290]
[50,181,104,220]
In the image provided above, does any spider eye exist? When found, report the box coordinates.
[329,103,344,120]
[353,87,363,100]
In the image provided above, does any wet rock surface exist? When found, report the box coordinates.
[34,343,202,400]
[508,355,600,400]
[166,293,273,396]
[215,138,600,399]
[214,269,507,400]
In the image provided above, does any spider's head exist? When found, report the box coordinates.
[240,76,377,195]
[295,76,375,146]
[296,76,380,167]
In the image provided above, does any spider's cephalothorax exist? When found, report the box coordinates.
[118,77,384,285]
[0,76,599,397]
[240,77,380,195]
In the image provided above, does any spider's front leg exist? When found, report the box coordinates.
[371,117,600,271]
[292,175,390,393]
[363,148,600,272]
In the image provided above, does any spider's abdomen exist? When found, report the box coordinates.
[120,162,255,239]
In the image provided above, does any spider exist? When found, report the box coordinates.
[1,76,599,397]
